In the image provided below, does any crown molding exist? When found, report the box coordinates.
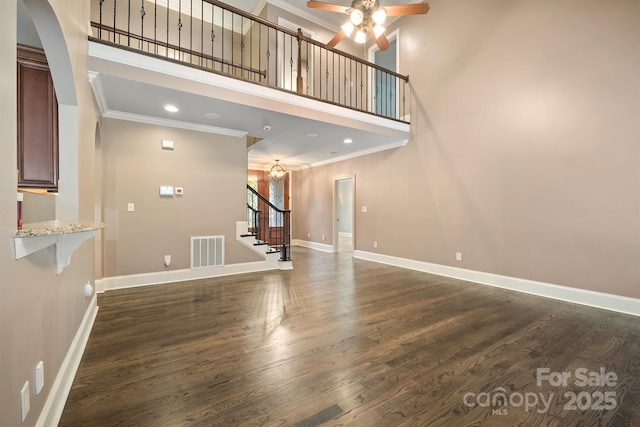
[268,0,340,33]
[88,71,108,115]
[309,138,408,168]
[102,110,248,137]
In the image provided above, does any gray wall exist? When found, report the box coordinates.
[1,0,98,425]
[292,0,640,300]
[101,119,261,277]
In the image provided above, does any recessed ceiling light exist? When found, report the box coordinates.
[343,138,353,144]
[204,112,220,119]
[164,104,179,113]
[263,125,272,132]
[307,132,319,138]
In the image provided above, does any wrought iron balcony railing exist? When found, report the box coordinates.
[90,0,410,122]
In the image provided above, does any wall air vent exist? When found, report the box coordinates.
[190,235,224,269]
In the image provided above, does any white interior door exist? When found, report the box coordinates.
[334,177,354,254]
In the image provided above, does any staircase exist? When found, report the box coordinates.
[240,185,291,266]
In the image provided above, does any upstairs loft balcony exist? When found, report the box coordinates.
[88,0,411,167]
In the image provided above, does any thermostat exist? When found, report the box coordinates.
[159,185,174,197]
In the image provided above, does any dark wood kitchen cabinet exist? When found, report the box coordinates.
[17,44,58,190]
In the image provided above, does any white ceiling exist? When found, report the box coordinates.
[93,73,409,169]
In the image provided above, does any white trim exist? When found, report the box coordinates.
[95,261,278,293]
[96,221,290,293]
[353,250,640,317]
[102,110,247,137]
[252,0,268,16]
[36,294,99,427]
[268,0,339,33]
[292,239,334,253]
[87,71,107,115]
[278,17,316,38]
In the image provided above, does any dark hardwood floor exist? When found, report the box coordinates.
[60,247,640,426]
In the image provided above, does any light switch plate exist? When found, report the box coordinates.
[20,381,30,421]
[35,361,44,395]
[159,186,174,197]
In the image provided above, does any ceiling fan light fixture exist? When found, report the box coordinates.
[372,7,387,25]
[354,29,367,44]
[362,0,376,8]
[349,9,364,26]
[341,21,355,37]
[373,24,385,39]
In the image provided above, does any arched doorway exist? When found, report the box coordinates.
[21,0,80,220]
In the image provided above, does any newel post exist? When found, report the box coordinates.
[296,28,304,94]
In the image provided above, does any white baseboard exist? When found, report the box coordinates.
[353,250,640,317]
[96,261,278,293]
[36,294,99,427]
[292,239,334,253]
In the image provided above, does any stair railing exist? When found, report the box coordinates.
[90,0,410,122]
[247,185,291,261]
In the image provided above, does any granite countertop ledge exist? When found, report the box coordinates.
[16,221,105,238]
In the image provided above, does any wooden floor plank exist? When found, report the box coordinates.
[60,247,640,426]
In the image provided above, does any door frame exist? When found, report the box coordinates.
[368,28,400,118]
[333,175,355,254]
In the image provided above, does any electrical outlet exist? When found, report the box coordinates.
[374,241,378,248]
[307,233,310,238]
[20,381,30,422]
[164,255,171,266]
[456,252,463,261]
[127,203,135,212]
[322,234,325,241]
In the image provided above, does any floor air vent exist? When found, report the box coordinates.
[191,235,224,269]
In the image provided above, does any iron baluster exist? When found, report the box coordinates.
[140,1,145,50]
[98,0,104,39]
[113,0,117,43]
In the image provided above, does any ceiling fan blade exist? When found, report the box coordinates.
[307,1,349,13]
[385,3,430,16]
[326,30,347,49]
[369,28,391,51]
[376,33,391,51]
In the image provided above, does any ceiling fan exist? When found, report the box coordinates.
[307,0,429,51]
